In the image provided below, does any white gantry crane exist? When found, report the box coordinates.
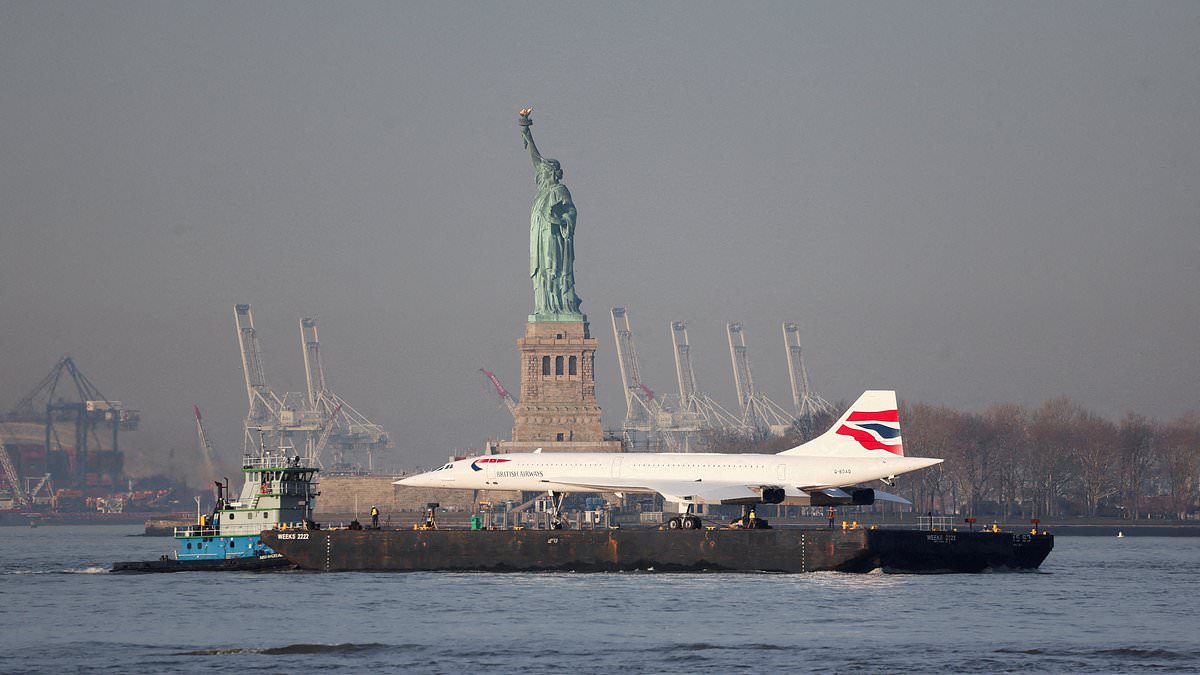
[235,304,321,458]
[669,320,748,441]
[0,428,30,509]
[611,307,654,443]
[782,322,834,421]
[300,317,391,471]
[726,322,798,437]
[610,308,703,452]
[480,368,518,417]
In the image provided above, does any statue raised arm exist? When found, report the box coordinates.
[519,107,543,167]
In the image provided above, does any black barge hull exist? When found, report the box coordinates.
[261,528,1052,573]
[111,553,293,573]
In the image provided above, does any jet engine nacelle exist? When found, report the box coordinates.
[809,488,875,507]
[760,487,786,504]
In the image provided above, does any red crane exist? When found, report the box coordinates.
[479,368,517,416]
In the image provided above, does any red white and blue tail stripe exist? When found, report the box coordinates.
[780,391,905,457]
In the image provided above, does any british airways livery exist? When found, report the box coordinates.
[397,391,942,528]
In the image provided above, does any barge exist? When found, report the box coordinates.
[261,525,1053,573]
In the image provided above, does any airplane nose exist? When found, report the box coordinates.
[394,473,454,487]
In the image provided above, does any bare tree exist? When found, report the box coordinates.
[1158,414,1200,519]
[901,402,955,513]
[1072,410,1119,517]
[1027,397,1085,518]
[1117,413,1158,520]
[985,403,1030,519]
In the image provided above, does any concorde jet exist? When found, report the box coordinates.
[397,391,942,529]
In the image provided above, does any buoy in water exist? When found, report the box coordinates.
[1117,531,1125,538]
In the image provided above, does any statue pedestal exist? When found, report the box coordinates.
[501,320,622,454]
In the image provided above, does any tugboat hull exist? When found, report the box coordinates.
[111,554,293,574]
[261,528,1052,573]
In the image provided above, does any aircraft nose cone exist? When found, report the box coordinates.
[394,473,454,487]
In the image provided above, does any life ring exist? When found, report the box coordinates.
[260,483,270,494]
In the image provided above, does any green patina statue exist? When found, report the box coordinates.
[519,108,584,322]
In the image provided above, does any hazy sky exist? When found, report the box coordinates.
[2,1,1197,474]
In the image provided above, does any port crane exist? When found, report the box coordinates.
[300,317,390,471]
[782,322,834,424]
[235,304,322,458]
[611,307,653,442]
[312,403,343,462]
[3,356,138,488]
[193,405,220,480]
[727,322,797,437]
[610,308,704,451]
[669,320,748,440]
[480,368,517,416]
[0,429,30,508]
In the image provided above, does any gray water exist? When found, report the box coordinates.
[1,526,1197,674]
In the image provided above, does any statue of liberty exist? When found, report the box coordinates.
[519,108,583,321]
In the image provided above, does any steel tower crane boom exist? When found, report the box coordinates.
[234,304,281,423]
[295,316,391,471]
[671,321,699,403]
[782,322,834,419]
[312,403,343,464]
[783,322,807,412]
[611,307,653,428]
[726,322,798,436]
[0,427,30,508]
[301,318,327,409]
[726,322,756,415]
[193,405,220,479]
[669,321,746,437]
[480,368,517,415]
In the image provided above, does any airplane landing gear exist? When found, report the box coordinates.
[547,491,567,530]
[667,505,703,530]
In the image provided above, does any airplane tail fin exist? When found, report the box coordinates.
[779,390,904,457]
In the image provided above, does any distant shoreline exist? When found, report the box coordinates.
[1031,523,1200,537]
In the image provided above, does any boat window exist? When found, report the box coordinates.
[229,513,235,520]
[186,542,192,549]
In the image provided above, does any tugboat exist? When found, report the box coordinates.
[112,449,319,573]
